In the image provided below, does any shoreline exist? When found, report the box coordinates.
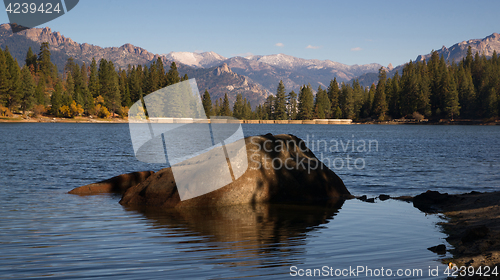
[398,191,500,278]
[1,115,499,125]
[0,116,129,123]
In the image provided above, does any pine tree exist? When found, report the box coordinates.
[214,98,221,116]
[416,61,431,116]
[201,89,213,117]
[20,66,35,114]
[107,67,121,117]
[400,61,419,117]
[141,66,149,94]
[88,58,100,98]
[273,80,287,120]
[166,62,180,86]
[297,84,314,120]
[51,79,63,115]
[443,67,460,119]
[34,78,46,105]
[98,59,111,98]
[482,86,498,118]
[388,72,401,118]
[361,83,376,118]
[428,51,445,116]
[155,57,166,87]
[65,57,85,106]
[457,68,476,118]
[0,48,9,107]
[488,87,498,117]
[242,98,252,119]
[25,47,37,72]
[314,85,331,119]
[147,61,159,93]
[351,79,364,119]
[255,104,265,120]
[37,42,56,82]
[4,49,21,111]
[221,93,232,116]
[97,59,121,115]
[287,90,298,120]
[80,63,93,114]
[63,73,74,106]
[119,69,131,107]
[327,78,340,115]
[232,93,245,119]
[263,95,275,119]
[81,62,88,86]
[339,82,354,119]
[464,46,473,69]
[333,106,342,119]
[372,68,388,120]
[128,65,142,103]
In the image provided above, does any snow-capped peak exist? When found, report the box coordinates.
[163,51,227,68]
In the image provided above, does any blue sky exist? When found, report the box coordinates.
[1,0,499,66]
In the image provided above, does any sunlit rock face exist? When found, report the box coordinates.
[120,134,351,209]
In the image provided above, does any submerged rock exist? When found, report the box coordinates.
[69,171,154,195]
[427,244,447,255]
[120,134,350,208]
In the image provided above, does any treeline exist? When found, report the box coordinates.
[0,42,187,118]
[201,46,499,121]
[1,43,499,121]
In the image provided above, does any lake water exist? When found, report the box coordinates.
[1,123,499,279]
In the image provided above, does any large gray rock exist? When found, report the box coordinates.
[120,134,350,208]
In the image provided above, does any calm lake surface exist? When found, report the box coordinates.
[1,123,499,279]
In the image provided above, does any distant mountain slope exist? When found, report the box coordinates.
[183,63,268,108]
[0,24,160,69]
[0,23,269,106]
[416,33,500,63]
[159,51,384,94]
[246,53,382,78]
[164,51,226,68]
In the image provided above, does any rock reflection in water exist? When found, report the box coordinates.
[123,199,345,268]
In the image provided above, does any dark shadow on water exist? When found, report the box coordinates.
[122,199,345,267]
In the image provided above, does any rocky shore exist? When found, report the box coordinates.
[405,190,500,279]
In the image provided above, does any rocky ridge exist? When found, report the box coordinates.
[417,33,500,63]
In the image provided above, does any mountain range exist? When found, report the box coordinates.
[353,32,500,87]
[1,23,499,107]
[167,51,385,94]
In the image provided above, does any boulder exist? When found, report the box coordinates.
[413,190,451,212]
[69,171,154,195]
[120,134,350,208]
